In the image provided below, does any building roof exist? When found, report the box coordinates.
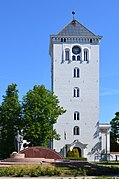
[57,19,96,37]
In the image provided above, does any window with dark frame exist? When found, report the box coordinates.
[65,49,70,61]
[84,49,89,61]
[74,111,80,120]
[72,55,76,61]
[72,46,81,61]
[73,126,80,135]
[74,87,80,97]
[77,55,80,61]
[74,68,80,78]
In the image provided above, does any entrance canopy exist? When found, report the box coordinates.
[67,140,87,151]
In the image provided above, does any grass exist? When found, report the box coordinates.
[0,164,62,177]
[0,161,118,177]
[52,161,119,176]
[94,161,119,168]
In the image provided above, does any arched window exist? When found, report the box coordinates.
[77,55,80,61]
[84,49,89,61]
[61,38,63,42]
[72,55,76,61]
[90,39,92,43]
[74,87,80,97]
[64,38,66,42]
[72,46,82,62]
[74,111,80,120]
[65,48,70,61]
[73,126,80,135]
[74,68,80,78]
[61,38,67,42]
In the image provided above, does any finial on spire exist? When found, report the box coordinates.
[72,10,75,19]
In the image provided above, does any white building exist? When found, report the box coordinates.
[49,18,110,161]
[98,124,110,161]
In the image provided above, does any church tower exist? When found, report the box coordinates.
[49,17,102,161]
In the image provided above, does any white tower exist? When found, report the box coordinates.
[49,18,102,161]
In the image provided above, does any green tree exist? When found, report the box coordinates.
[0,84,22,158]
[22,85,65,147]
[110,112,119,152]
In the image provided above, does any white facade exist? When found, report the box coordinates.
[50,19,106,161]
[98,124,111,161]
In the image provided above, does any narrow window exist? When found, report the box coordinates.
[64,38,66,42]
[74,68,76,78]
[84,49,89,61]
[77,55,80,61]
[74,68,80,78]
[72,55,76,61]
[90,39,92,43]
[77,68,80,77]
[74,111,80,120]
[65,49,70,61]
[61,38,63,42]
[74,126,80,135]
[74,87,79,97]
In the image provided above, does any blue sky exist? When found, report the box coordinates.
[0,0,119,123]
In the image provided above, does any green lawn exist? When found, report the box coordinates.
[95,161,119,168]
[0,161,118,177]
[52,161,119,176]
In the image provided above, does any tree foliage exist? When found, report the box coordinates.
[0,84,65,157]
[22,85,65,147]
[0,84,22,158]
[110,112,119,152]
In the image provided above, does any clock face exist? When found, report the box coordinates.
[72,46,81,55]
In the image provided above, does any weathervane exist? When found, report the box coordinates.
[72,10,75,19]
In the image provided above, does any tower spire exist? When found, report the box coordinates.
[72,10,75,19]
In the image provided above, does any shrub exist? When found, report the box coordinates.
[64,168,86,176]
[67,148,79,158]
[65,157,87,161]
[0,164,61,177]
